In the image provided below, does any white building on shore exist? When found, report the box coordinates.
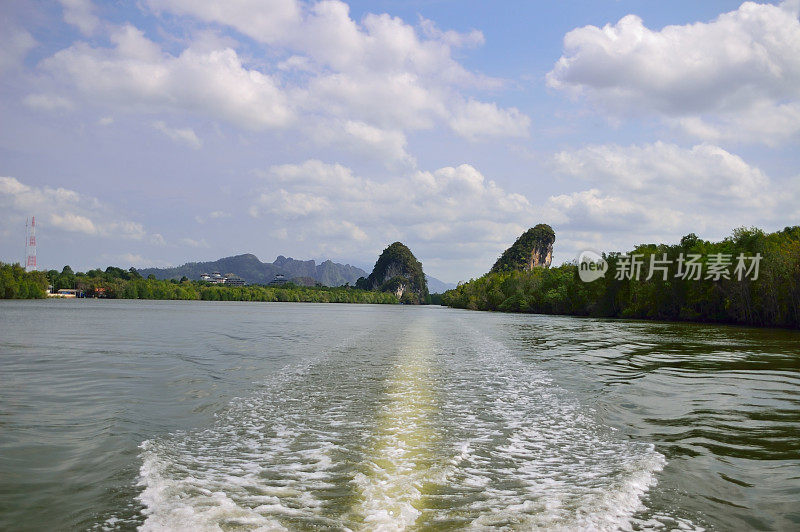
[199,272,245,286]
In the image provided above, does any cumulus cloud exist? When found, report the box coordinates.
[450,99,530,140]
[418,17,485,49]
[59,0,101,36]
[145,0,302,45]
[0,176,147,239]
[49,212,98,234]
[245,146,794,278]
[0,24,36,73]
[547,1,800,144]
[553,142,771,207]
[42,25,293,130]
[544,142,794,257]
[249,160,536,276]
[342,121,413,164]
[254,189,332,218]
[672,100,800,146]
[152,121,202,149]
[38,0,528,152]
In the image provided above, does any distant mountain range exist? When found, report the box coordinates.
[139,254,365,286]
[138,253,455,291]
[425,276,456,294]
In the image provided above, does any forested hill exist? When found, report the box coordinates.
[357,242,429,304]
[139,254,367,286]
[443,226,800,329]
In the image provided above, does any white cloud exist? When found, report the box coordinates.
[243,146,795,276]
[49,212,98,234]
[553,142,771,207]
[253,189,331,218]
[40,1,528,147]
[146,0,302,45]
[320,220,369,242]
[547,1,800,144]
[193,211,229,224]
[60,0,101,36]
[23,94,74,111]
[0,176,147,239]
[343,121,412,164]
[152,121,202,149]
[249,160,536,277]
[418,17,485,49]
[0,24,36,73]
[180,237,210,248]
[671,100,800,146]
[43,25,293,130]
[450,99,530,140]
[544,142,794,257]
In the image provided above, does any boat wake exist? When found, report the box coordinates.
[136,316,668,530]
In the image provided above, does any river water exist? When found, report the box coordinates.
[1,300,798,530]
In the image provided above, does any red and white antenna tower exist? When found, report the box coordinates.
[25,216,37,271]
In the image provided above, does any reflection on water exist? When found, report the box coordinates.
[1,300,798,530]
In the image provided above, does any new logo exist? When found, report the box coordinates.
[577,250,608,282]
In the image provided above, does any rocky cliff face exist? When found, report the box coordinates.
[528,240,553,269]
[356,242,428,304]
[491,224,556,273]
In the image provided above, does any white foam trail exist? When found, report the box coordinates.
[135,313,675,530]
[350,322,442,530]
[136,349,360,531]
[429,323,668,530]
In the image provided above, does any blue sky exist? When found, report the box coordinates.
[1,0,798,282]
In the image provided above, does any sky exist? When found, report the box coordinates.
[1,0,798,283]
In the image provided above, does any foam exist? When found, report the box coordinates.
[136,359,352,530]
[422,325,669,530]
[135,315,675,530]
[350,328,442,530]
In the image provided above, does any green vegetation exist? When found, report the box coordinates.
[356,242,429,304]
[9,225,797,326]
[443,227,800,329]
[491,223,555,273]
[1,264,397,304]
[0,263,49,299]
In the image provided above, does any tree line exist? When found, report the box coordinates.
[0,263,49,299]
[0,264,398,304]
[442,226,800,329]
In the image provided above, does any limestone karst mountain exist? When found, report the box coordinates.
[356,242,429,304]
[491,224,555,273]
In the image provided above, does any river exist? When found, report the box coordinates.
[1,300,798,530]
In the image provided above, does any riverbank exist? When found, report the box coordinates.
[0,262,398,304]
[442,226,800,329]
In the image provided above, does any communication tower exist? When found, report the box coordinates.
[25,216,37,271]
